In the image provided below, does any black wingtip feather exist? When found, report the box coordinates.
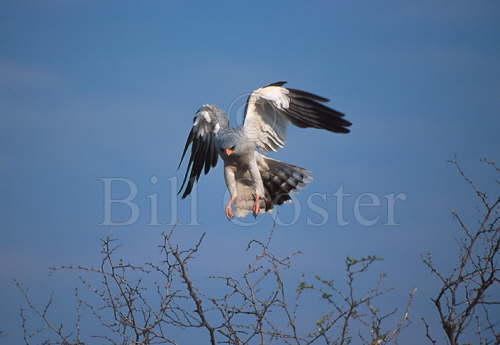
[178,126,219,199]
[177,129,194,170]
[265,81,288,87]
[288,88,330,102]
[286,94,352,134]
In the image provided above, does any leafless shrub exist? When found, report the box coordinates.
[16,225,413,345]
[301,257,416,345]
[421,158,499,345]
[207,229,415,345]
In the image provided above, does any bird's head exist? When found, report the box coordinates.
[218,133,240,157]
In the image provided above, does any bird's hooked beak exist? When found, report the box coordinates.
[225,148,234,156]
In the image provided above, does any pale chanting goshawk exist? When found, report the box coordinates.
[178,81,351,219]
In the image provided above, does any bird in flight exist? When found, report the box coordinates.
[178,81,351,219]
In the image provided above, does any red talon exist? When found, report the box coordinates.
[253,194,260,217]
[225,196,236,220]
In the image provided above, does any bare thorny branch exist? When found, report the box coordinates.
[16,223,413,345]
[299,255,415,345]
[421,158,499,345]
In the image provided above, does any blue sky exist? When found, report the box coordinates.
[1,1,499,344]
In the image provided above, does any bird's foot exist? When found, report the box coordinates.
[225,205,233,220]
[225,196,236,220]
[252,194,261,217]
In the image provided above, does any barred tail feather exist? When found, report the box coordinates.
[260,156,313,209]
[233,154,313,218]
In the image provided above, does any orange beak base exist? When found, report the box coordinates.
[225,148,234,156]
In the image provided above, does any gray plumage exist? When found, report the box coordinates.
[178,81,351,219]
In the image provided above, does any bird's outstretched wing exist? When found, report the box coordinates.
[242,81,351,152]
[178,104,229,198]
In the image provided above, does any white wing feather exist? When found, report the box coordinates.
[243,86,291,152]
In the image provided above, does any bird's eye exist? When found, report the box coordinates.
[230,145,236,150]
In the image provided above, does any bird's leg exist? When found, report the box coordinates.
[248,162,264,218]
[252,194,260,217]
[225,196,237,220]
[224,166,238,220]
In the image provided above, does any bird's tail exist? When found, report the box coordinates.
[233,154,313,217]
